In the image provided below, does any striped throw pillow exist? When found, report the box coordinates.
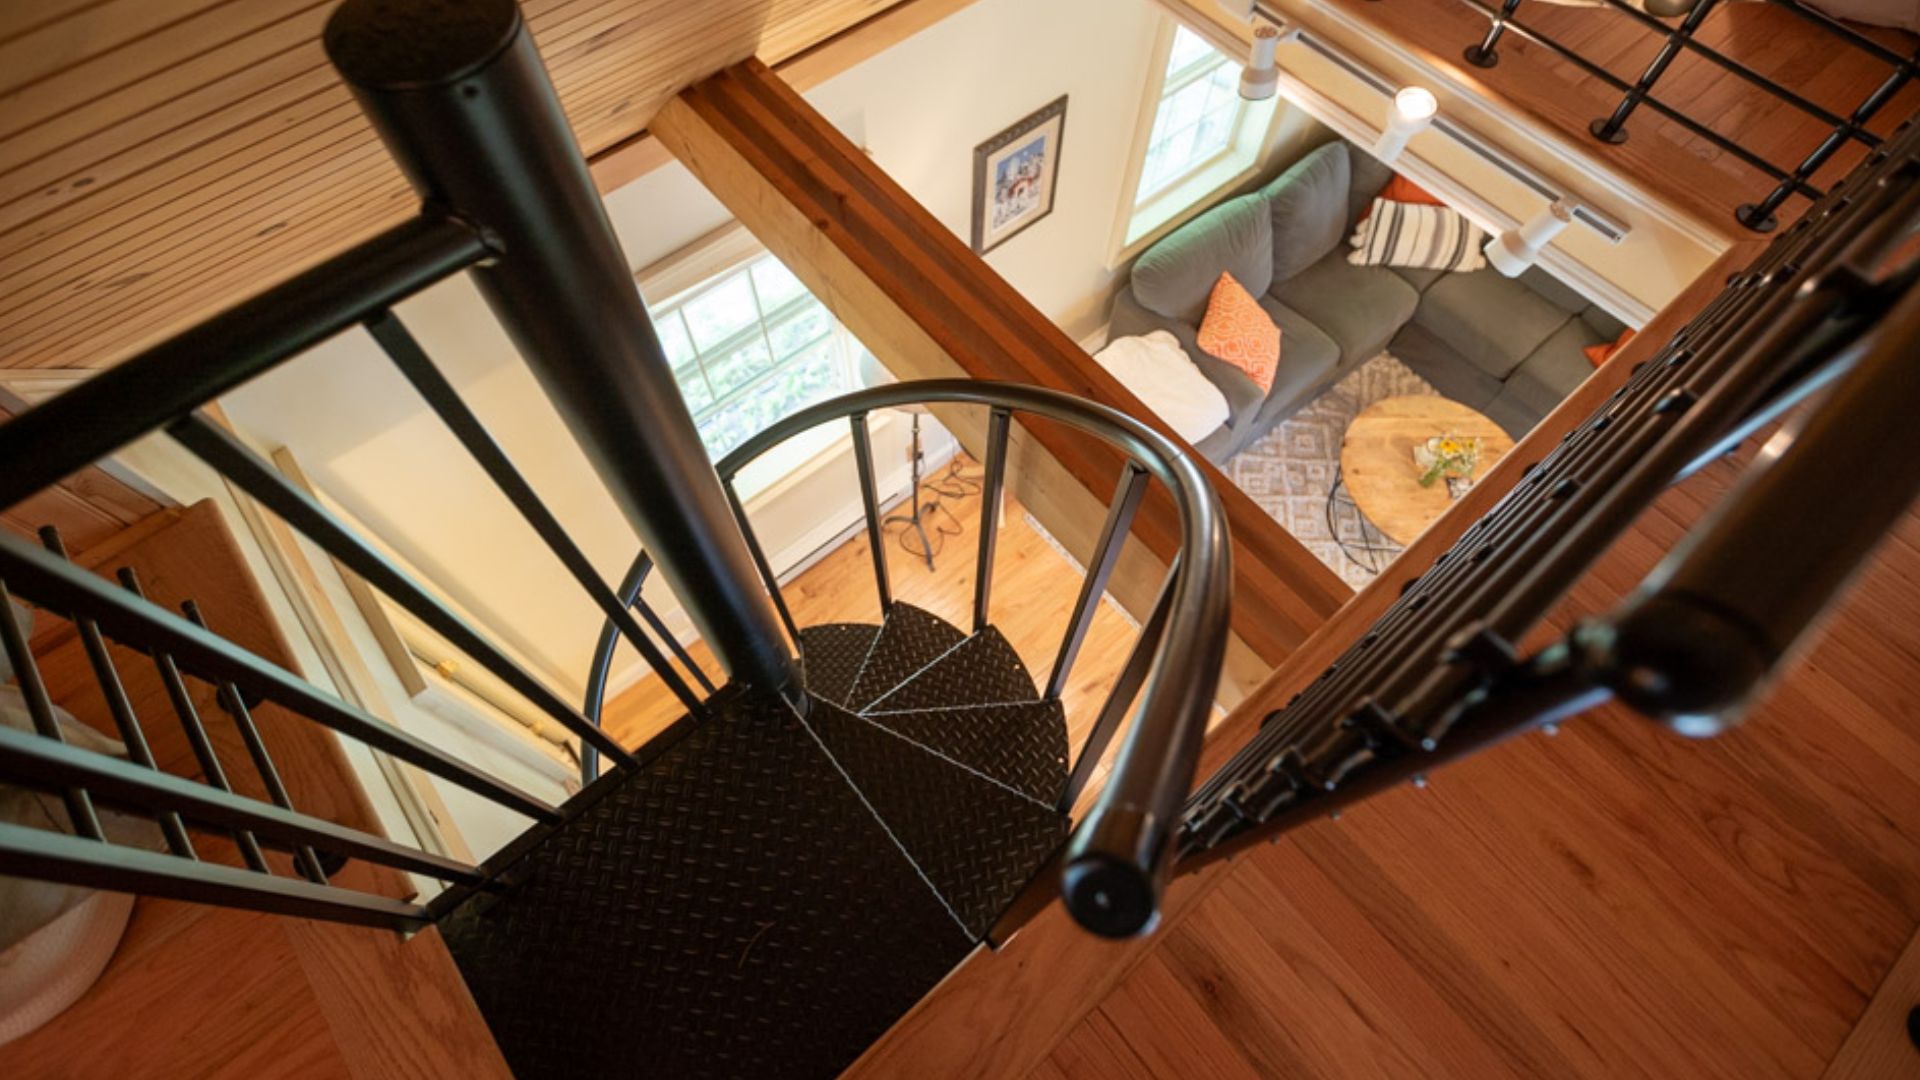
[1347,198,1488,271]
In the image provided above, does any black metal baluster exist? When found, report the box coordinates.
[38,528,195,858]
[117,567,271,874]
[849,412,893,615]
[0,728,486,886]
[0,513,556,827]
[1590,0,1721,144]
[973,407,1012,633]
[1059,576,1174,814]
[166,410,638,769]
[0,582,105,841]
[1047,463,1150,700]
[722,482,802,647]
[1738,55,1916,231]
[182,600,328,884]
[366,309,713,716]
[1465,0,1525,67]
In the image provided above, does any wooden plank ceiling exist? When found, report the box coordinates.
[0,0,903,373]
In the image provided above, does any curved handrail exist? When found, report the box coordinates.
[583,379,1231,937]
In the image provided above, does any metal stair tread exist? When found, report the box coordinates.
[803,699,1069,940]
[437,690,972,1080]
[797,622,882,709]
[857,625,1038,714]
[841,601,968,711]
[861,698,1069,806]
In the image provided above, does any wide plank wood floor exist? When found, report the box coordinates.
[1032,461,1920,1077]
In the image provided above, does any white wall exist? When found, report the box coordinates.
[805,0,1166,336]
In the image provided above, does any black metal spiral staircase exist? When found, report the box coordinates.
[442,604,1074,1078]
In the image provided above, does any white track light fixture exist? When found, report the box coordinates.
[1371,86,1437,163]
[1485,199,1575,277]
[1239,22,1282,101]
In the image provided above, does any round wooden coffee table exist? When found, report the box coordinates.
[1338,395,1514,547]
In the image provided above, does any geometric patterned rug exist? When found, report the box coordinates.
[1226,354,1437,589]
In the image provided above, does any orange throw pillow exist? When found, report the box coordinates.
[1359,174,1446,222]
[1583,327,1636,367]
[1196,272,1280,392]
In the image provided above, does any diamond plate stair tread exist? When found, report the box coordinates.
[858,626,1038,713]
[842,602,967,711]
[438,693,972,1080]
[863,700,1069,806]
[798,622,880,709]
[805,701,1069,940]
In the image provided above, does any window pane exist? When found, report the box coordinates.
[697,338,845,458]
[1165,26,1214,80]
[654,311,697,368]
[704,336,774,399]
[750,257,808,312]
[680,270,760,351]
[675,363,715,412]
[766,301,833,360]
[1135,31,1245,206]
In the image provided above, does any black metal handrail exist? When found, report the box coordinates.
[1438,0,1917,230]
[582,379,1232,938]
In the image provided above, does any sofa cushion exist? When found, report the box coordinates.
[1270,252,1419,365]
[1388,320,1503,411]
[1413,269,1575,381]
[1514,264,1593,314]
[1391,266,1447,293]
[1346,146,1394,230]
[1130,193,1273,323]
[1263,142,1351,284]
[1505,320,1602,418]
[1249,295,1341,431]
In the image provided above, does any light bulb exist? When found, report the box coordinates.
[1372,86,1437,163]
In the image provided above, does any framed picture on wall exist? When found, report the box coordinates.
[971,95,1068,255]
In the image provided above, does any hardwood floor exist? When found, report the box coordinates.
[1027,463,1920,1077]
[601,456,1151,802]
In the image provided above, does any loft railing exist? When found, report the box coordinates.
[0,0,1229,941]
[1171,116,1920,868]
[1444,0,1918,230]
[579,381,1232,936]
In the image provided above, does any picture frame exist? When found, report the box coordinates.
[971,95,1068,255]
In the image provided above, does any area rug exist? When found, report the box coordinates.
[1227,354,1436,589]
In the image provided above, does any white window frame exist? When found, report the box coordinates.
[1107,16,1284,267]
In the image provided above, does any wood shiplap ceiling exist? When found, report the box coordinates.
[0,0,904,372]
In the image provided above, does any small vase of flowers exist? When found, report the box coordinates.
[1412,433,1482,498]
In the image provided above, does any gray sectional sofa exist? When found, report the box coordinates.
[1109,140,1628,463]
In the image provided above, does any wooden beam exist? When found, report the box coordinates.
[842,236,1767,1080]
[651,59,1351,674]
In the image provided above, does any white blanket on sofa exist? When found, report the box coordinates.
[1092,330,1231,445]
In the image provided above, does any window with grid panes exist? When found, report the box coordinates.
[1135,26,1249,205]
[649,254,853,459]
